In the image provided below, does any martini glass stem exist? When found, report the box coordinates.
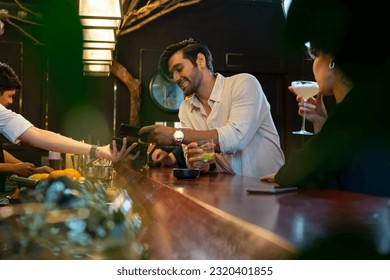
[300,98,308,131]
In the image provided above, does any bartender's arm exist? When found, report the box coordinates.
[0,150,53,177]
[18,126,137,162]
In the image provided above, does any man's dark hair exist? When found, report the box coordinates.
[159,38,214,81]
[0,62,22,95]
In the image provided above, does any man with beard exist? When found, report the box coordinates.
[139,38,284,177]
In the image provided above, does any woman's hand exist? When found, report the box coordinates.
[289,86,327,133]
[260,173,276,183]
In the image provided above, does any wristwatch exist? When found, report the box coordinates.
[89,145,99,159]
[173,129,185,144]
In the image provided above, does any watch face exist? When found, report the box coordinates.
[149,71,184,112]
[174,130,184,142]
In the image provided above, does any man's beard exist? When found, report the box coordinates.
[178,79,195,97]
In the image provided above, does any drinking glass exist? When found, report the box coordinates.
[291,80,319,136]
[143,142,156,169]
[194,139,215,168]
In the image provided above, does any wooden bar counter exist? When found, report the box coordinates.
[113,161,390,260]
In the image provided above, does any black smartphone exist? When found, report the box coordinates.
[118,123,149,143]
[110,137,147,155]
[246,183,297,194]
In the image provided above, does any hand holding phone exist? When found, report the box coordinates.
[118,123,150,143]
[110,137,147,155]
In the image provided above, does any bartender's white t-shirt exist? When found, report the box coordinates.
[0,104,33,143]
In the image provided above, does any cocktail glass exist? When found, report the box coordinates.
[291,80,319,136]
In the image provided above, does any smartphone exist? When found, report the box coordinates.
[110,137,147,155]
[246,183,297,194]
[118,123,149,143]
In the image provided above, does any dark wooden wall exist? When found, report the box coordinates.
[0,0,317,165]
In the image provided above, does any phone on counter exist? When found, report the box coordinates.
[118,123,149,143]
[246,182,297,194]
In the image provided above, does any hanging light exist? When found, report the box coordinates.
[83,71,110,77]
[83,60,113,65]
[80,18,121,29]
[83,64,111,76]
[79,0,122,76]
[83,41,116,50]
[84,64,110,72]
[83,28,116,43]
[79,0,122,29]
[79,0,121,18]
[82,49,113,61]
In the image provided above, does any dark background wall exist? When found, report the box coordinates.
[0,0,316,166]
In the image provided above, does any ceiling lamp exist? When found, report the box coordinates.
[82,60,113,65]
[83,28,116,43]
[84,64,110,72]
[79,0,122,20]
[82,49,113,61]
[83,41,116,50]
[83,64,110,76]
[79,0,122,76]
[80,18,121,29]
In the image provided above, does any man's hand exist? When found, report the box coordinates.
[139,125,176,146]
[184,142,210,172]
[152,149,176,167]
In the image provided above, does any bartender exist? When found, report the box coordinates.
[0,62,137,193]
[0,81,53,191]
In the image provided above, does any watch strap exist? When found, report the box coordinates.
[89,145,99,159]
